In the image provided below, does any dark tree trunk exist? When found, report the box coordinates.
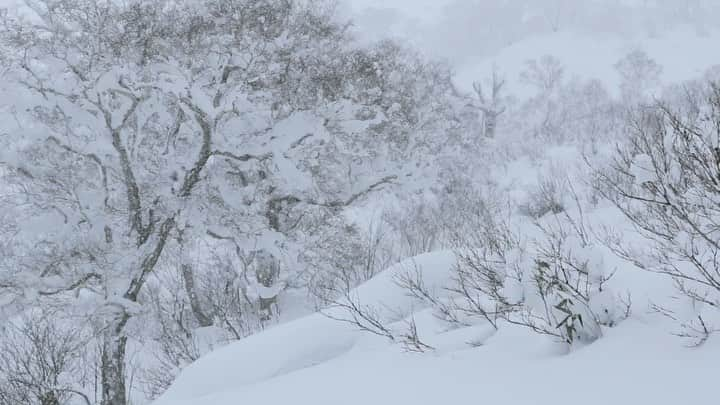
[484,112,498,138]
[39,392,60,405]
[101,326,128,405]
[181,263,214,327]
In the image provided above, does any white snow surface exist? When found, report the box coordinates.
[155,250,719,405]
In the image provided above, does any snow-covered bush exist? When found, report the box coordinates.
[514,55,571,144]
[615,49,663,106]
[442,181,628,345]
[518,173,568,219]
[596,81,720,345]
[563,78,622,152]
[514,213,628,345]
[511,55,621,150]
[451,225,520,329]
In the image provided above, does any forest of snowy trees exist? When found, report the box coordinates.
[1,1,720,405]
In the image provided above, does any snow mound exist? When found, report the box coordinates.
[155,251,456,403]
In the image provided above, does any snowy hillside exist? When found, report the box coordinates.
[2,1,720,405]
[155,251,719,405]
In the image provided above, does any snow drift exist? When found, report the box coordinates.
[155,249,720,405]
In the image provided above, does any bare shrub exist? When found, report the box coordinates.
[511,214,624,344]
[320,292,396,342]
[394,263,466,328]
[0,310,92,405]
[450,212,520,329]
[142,247,277,399]
[142,278,208,400]
[308,216,395,307]
[518,173,568,219]
[383,200,443,259]
[398,315,435,353]
[615,49,663,105]
[595,82,720,345]
[439,181,628,345]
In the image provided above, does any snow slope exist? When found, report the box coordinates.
[155,249,720,405]
[155,251,457,402]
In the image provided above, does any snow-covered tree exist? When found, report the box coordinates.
[615,49,663,106]
[472,68,507,139]
[0,1,468,402]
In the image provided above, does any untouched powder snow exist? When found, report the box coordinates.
[155,250,720,405]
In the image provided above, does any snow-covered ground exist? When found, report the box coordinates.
[150,2,720,405]
[155,250,719,405]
